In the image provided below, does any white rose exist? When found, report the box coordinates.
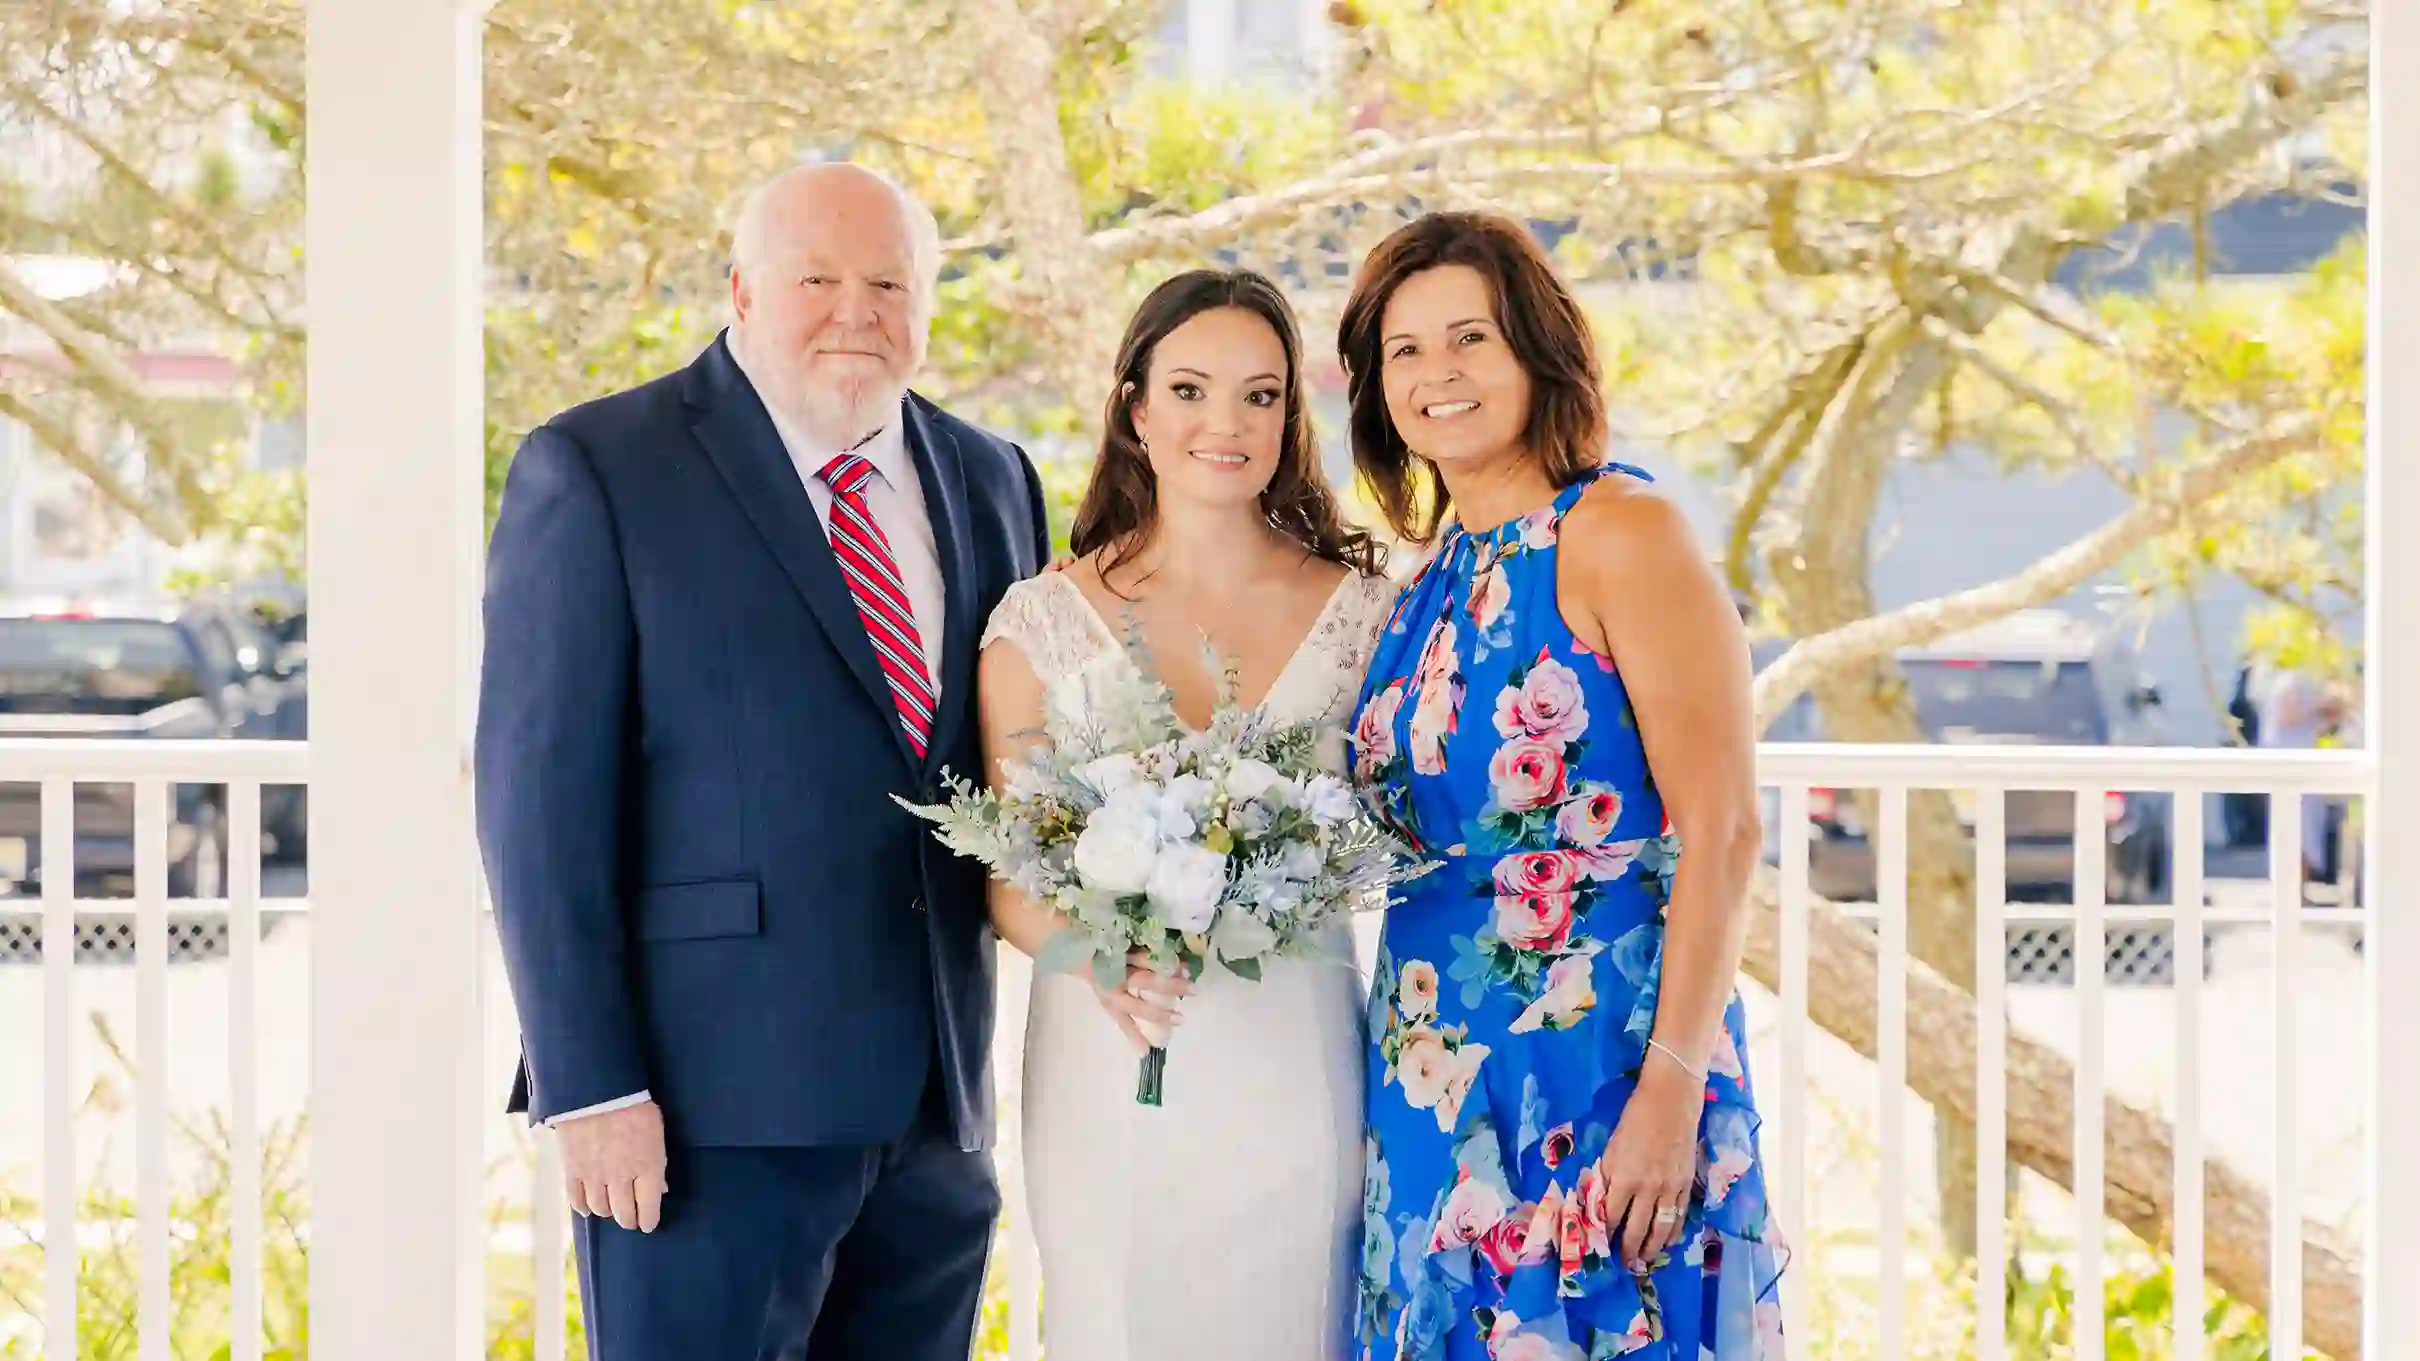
[1302,774,1359,826]
[1224,758,1285,804]
[1228,800,1279,840]
[1077,753,1143,797]
[1156,774,1215,839]
[1071,802,1161,894]
[1146,840,1229,932]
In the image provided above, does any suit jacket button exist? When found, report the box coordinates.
[911,896,927,913]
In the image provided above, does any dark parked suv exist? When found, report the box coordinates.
[1761,611,2175,904]
[0,596,305,897]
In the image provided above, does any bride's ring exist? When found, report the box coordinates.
[1653,1206,1682,1224]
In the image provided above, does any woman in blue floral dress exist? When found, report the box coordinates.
[1337,213,1788,1361]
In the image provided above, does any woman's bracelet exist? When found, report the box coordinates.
[1645,1037,1707,1084]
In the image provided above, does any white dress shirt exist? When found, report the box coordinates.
[547,350,947,1127]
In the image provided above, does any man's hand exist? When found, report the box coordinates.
[555,1099,669,1232]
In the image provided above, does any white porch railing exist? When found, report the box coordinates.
[15,736,2385,1361]
[0,739,308,1361]
[1753,742,2374,1361]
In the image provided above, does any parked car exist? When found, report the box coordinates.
[0,595,306,897]
[252,609,308,860]
[1760,610,2175,904]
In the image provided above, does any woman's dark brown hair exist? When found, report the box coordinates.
[1071,268,1383,581]
[1336,211,1609,545]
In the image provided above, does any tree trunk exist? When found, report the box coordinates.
[963,0,1116,407]
[1740,867,2362,1360]
[1768,334,1991,1255]
[1792,665,1995,1258]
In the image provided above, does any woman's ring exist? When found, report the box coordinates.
[1653,1206,1682,1224]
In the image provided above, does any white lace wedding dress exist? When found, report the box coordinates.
[981,568,1398,1361]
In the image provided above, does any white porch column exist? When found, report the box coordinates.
[305,1,488,1358]
[2366,4,2417,1354]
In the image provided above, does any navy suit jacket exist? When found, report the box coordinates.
[476,335,1049,1150]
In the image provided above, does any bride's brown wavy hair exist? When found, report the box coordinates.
[1071,268,1384,581]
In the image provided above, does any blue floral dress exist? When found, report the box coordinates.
[1349,465,1788,1361]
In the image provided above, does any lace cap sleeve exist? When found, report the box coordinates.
[979,573,1106,689]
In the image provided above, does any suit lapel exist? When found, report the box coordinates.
[684,337,911,765]
[904,397,980,776]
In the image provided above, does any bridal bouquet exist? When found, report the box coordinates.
[897,640,1434,1106]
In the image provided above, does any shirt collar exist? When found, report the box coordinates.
[729,336,909,490]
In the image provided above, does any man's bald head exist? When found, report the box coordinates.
[731,163,942,321]
[726,162,943,446]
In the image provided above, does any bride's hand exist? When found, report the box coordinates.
[1594,1052,1703,1270]
[1089,948,1188,1052]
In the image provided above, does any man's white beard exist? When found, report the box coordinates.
[735,330,911,447]
[792,377,904,447]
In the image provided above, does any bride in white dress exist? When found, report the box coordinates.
[975,269,1396,1361]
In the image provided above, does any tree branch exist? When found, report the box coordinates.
[0,260,209,538]
[2121,48,2371,223]
[1751,412,2322,730]
[0,391,189,545]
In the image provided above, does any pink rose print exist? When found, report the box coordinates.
[1705,1145,1755,1209]
[1491,1335,1565,1361]
[1353,682,1404,783]
[1509,955,1597,1033]
[1428,1172,1511,1252]
[1573,836,1645,882]
[1555,1182,1588,1275]
[1574,1164,1616,1261]
[1468,558,1511,630]
[1477,1210,1540,1277]
[1541,1122,1575,1170]
[1408,683,1460,777]
[1493,891,1576,952]
[1710,1024,1745,1081]
[1416,616,1459,686]
[1492,850,1581,896]
[1525,1184,1565,1274]
[1554,790,1623,846]
[1488,738,1567,812]
[1493,651,1588,743]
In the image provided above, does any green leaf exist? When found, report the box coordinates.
[1035,926,1097,979]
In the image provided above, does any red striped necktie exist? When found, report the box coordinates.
[817,450,937,757]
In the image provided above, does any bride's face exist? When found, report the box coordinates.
[1129,306,1289,512]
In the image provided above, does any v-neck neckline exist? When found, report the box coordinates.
[1052,568,1357,734]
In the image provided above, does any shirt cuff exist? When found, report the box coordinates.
[545,1090,652,1126]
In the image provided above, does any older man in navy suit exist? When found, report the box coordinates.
[477,162,1050,1360]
